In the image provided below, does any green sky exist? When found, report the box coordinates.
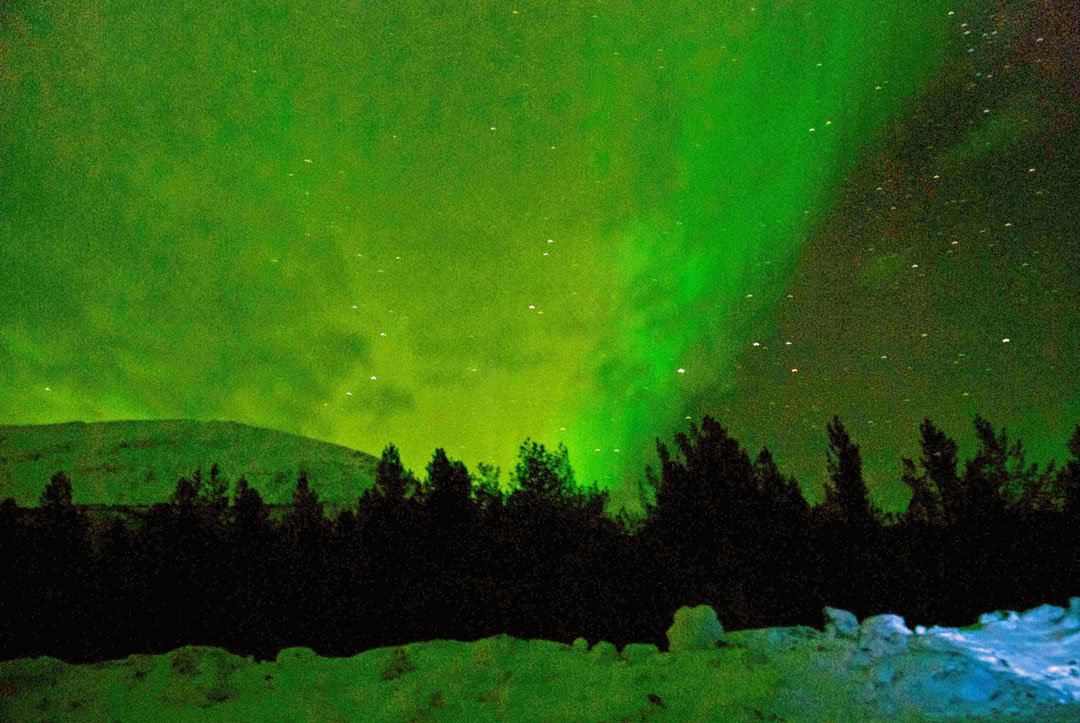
[3,0,1078,515]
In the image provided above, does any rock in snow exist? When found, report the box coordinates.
[4,602,1080,721]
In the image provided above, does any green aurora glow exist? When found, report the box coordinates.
[3,0,1079,515]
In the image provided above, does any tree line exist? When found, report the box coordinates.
[2,413,1079,664]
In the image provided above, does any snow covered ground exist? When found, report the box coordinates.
[4,601,1080,721]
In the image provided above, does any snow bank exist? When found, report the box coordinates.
[916,597,1080,705]
[3,602,1080,721]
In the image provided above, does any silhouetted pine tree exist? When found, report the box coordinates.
[283,471,325,542]
[0,497,24,656]
[510,440,575,502]
[281,471,329,650]
[231,476,270,535]
[641,417,760,629]
[753,447,809,524]
[499,441,575,639]
[958,416,1014,525]
[411,449,479,640]
[822,416,880,530]
[91,517,136,660]
[899,457,942,526]
[357,445,422,646]
[225,476,276,657]
[200,462,230,519]
[1060,424,1080,520]
[471,462,504,513]
[32,472,92,658]
[421,448,473,529]
[369,443,417,507]
[918,419,965,528]
[170,472,200,511]
[747,447,816,627]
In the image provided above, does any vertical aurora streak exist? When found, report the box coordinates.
[562,3,953,511]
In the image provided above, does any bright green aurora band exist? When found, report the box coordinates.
[7,1,1079,518]
[559,3,952,502]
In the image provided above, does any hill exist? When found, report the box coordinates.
[0,420,376,507]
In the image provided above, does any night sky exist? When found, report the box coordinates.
[3,1,1078,516]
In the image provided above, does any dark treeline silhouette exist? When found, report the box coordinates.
[2,413,1080,664]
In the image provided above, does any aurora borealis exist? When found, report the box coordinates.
[3,1,1078,516]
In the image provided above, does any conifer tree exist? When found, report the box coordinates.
[1060,425,1080,520]
[170,474,200,511]
[958,415,1009,524]
[41,470,74,510]
[511,440,575,502]
[899,456,942,526]
[822,416,879,528]
[371,444,416,505]
[918,419,964,527]
[201,462,230,515]
[231,476,269,533]
[754,447,809,523]
[423,448,473,527]
[471,462,504,512]
[285,470,325,540]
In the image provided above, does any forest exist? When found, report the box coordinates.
[2,413,1079,665]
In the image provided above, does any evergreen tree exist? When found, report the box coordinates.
[471,462,504,513]
[41,470,74,509]
[422,448,473,527]
[958,415,1009,524]
[918,418,964,527]
[38,470,89,547]
[822,416,879,528]
[170,473,200,512]
[899,456,942,526]
[753,447,809,523]
[961,415,1054,518]
[231,476,270,533]
[1060,424,1080,520]
[641,416,760,628]
[33,472,91,658]
[284,470,325,540]
[201,462,230,515]
[371,444,417,505]
[511,440,575,502]
[648,416,759,539]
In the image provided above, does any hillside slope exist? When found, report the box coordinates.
[0,420,376,507]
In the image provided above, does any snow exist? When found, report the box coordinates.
[3,601,1080,721]
[916,598,1080,705]
[824,605,859,638]
[665,604,725,653]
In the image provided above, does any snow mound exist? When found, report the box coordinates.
[824,606,860,639]
[665,604,725,652]
[917,597,1080,704]
[858,614,912,658]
